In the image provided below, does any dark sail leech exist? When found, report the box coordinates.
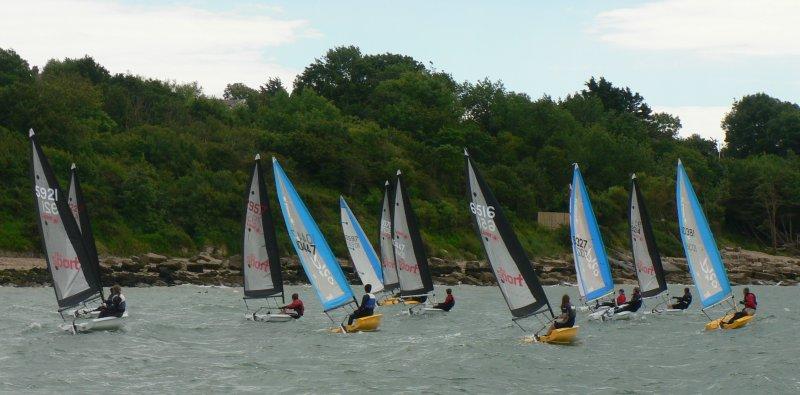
[392,171,434,297]
[68,163,104,299]
[465,151,552,319]
[242,154,283,299]
[629,174,667,298]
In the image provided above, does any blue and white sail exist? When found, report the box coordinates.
[273,158,354,311]
[340,196,384,292]
[676,160,731,309]
[569,164,614,302]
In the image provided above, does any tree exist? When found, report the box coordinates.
[581,77,652,120]
[723,93,800,158]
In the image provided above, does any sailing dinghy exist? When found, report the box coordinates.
[340,196,385,293]
[628,174,675,314]
[30,129,126,333]
[676,160,751,330]
[466,151,577,344]
[273,158,382,333]
[377,181,402,306]
[242,154,290,322]
[392,170,438,314]
[569,165,629,321]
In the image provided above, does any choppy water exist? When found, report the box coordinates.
[0,284,797,393]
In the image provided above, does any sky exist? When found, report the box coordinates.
[2,0,799,145]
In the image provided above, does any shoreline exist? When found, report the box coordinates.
[0,246,797,288]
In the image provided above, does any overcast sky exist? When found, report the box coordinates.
[2,0,799,145]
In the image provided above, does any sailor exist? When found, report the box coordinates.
[598,288,626,308]
[97,284,126,318]
[614,287,642,314]
[280,293,304,319]
[348,284,377,325]
[721,287,757,326]
[543,294,576,337]
[669,287,693,310]
[432,288,455,311]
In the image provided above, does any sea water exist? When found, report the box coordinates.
[0,284,797,393]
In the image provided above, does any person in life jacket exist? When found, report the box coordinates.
[613,287,642,314]
[542,294,576,338]
[348,284,377,325]
[97,284,126,318]
[722,287,757,326]
[280,293,304,319]
[669,287,693,310]
[598,289,626,308]
[433,288,455,311]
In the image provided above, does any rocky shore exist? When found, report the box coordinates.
[0,247,797,288]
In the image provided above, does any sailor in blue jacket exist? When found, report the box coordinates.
[348,284,376,325]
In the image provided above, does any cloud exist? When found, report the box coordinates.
[594,0,800,56]
[0,1,319,96]
[653,106,730,145]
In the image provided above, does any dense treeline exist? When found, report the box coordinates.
[0,46,798,259]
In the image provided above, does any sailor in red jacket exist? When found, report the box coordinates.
[280,293,304,319]
[722,287,757,326]
[597,289,626,308]
[433,288,455,311]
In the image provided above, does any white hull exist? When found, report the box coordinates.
[60,311,128,333]
[246,312,294,322]
[648,308,687,315]
[588,308,637,321]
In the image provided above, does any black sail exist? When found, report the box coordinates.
[242,154,283,298]
[30,130,102,308]
[629,174,667,298]
[392,171,434,296]
[67,164,103,296]
[465,151,552,318]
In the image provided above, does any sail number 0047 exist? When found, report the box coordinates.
[470,203,496,232]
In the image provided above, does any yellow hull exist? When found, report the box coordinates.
[705,314,754,330]
[402,300,421,306]
[524,326,579,345]
[330,314,383,334]
[378,297,400,306]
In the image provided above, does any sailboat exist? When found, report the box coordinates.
[30,129,126,333]
[242,154,289,322]
[273,158,382,333]
[569,165,622,320]
[628,174,673,314]
[466,151,577,344]
[339,196,384,292]
[377,180,401,306]
[392,170,436,314]
[676,160,751,330]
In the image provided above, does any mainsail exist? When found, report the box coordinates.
[67,163,103,296]
[242,154,283,299]
[340,196,384,292]
[629,174,667,298]
[30,129,102,308]
[378,181,400,291]
[569,164,614,302]
[676,160,731,309]
[273,158,354,311]
[465,151,552,318]
[392,170,434,297]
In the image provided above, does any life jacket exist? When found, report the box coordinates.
[364,293,376,309]
[616,294,626,305]
[744,292,757,310]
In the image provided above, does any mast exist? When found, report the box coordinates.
[379,180,400,291]
[68,163,104,300]
[340,196,384,292]
[465,150,552,318]
[242,154,283,300]
[392,170,434,297]
[676,160,732,309]
[29,129,102,309]
[629,174,667,298]
[569,164,614,303]
[273,158,355,312]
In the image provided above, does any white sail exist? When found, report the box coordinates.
[379,181,400,290]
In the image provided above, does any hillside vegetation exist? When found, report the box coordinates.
[0,46,798,259]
